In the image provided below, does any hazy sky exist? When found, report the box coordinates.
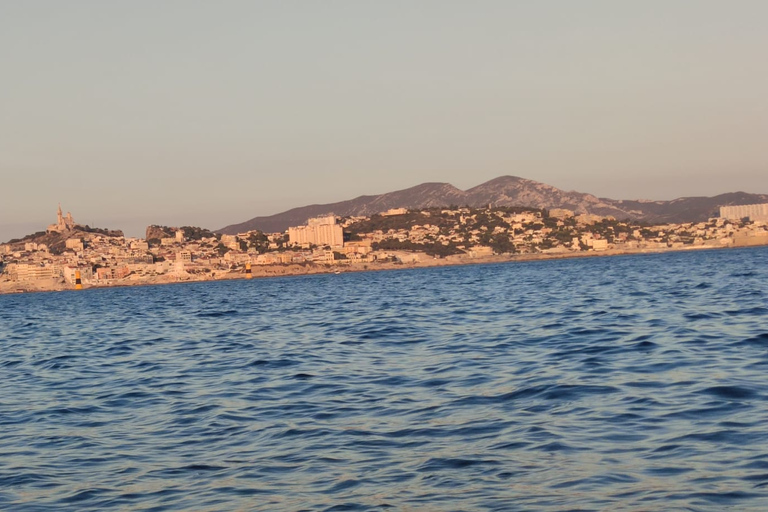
[1,1,767,240]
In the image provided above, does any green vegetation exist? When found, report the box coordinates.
[344,210,448,235]
[7,231,47,244]
[49,241,66,255]
[216,243,230,256]
[344,206,551,256]
[372,239,463,257]
[246,231,270,253]
[180,226,217,240]
[75,225,124,237]
[340,204,742,255]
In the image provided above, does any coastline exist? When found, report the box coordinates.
[2,242,765,296]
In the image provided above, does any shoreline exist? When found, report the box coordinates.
[2,242,765,296]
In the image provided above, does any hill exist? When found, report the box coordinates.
[217,176,768,234]
[3,225,124,253]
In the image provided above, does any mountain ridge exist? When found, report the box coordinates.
[218,175,768,234]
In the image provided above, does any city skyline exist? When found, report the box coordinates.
[4,201,767,295]
[2,1,767,241]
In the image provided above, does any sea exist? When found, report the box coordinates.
[1,246,768,511]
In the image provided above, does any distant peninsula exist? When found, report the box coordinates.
[2,199,768,294]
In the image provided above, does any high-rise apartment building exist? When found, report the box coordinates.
[288,215,344,248]
[719,204,768,222]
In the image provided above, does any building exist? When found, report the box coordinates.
[720,204,768,222]
[62,266,93,285]
[65,239,84,251]
[130,240,149,251]
[134,254,155,264]
[575,214,604,225]
[223,251,250,263]
[549,209,575,219]
[96,265,131,280]
[6,263,59,281]
[381,208,408,216]
[220,234,241,251]
[343,240,372,257]
[468,246,494,258]
[288,215,344,248]
[47,204,76,233]
[254,252,294,265]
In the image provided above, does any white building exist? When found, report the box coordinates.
[720,204,768,222]
[288,215,344,248]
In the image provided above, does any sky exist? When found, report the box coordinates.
[1,1,767,241]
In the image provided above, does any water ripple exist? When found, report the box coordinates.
[1,247,768,510]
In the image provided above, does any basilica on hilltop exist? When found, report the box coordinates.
[47,204,76,233]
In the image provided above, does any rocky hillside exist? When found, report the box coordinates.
[4,225,124,253]
[219,182,467,234]
[218,176,768,234]
[145,225,218,241]
[145,225,175,241]
[464,176,631,217]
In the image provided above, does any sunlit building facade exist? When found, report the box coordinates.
[720,204,768,222]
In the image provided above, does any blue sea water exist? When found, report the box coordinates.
[1,247,768,511]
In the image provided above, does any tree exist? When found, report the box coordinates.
[489,235,516,254]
